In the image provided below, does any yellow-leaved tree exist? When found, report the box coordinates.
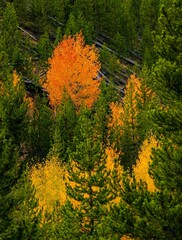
[108,74,154,170]
[133,136,158,192]
[30,157,67,213]
[44,32,101,109]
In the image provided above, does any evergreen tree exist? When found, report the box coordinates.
[58,108,114,238]
[27,95,53,164]
[50,90,77,163]
[121,0,138,50]
[54,26,63,47]
[11,171,42,240]
[54,0,67,22]
[13,0,29,20]
[65,11,94,43]
[107,1,182,239]
[36,31,52,63]
[72,0,94,23]
[139,0,160,65]
[0,3,23,71]
[0,129,21,238]
[65,12,78,36]
[1,71,29,148]
[109,74,153,171]
[0,72,29,238]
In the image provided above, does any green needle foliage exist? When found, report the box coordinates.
[107,1,182,239]
[59,108,114,239]
[0,72,29,238]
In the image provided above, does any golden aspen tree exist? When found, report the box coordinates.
[30,157,67,213]
[44,32,101,109]
[133,136,158,192]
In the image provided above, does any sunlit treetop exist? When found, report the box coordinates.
[44,32,101,109]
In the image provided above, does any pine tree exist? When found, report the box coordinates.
[0,130,21,238]
[109,74,153,171]
[58,108,114,238]
[139,0,160,65]
[0,72,29,238]
[150,0,182,197]
[1,71,29,148]
[11,171,42,240]
[50,90,77,163]
[0,2,23,71]
[36,31,52,63]
[107,1,182,239]
[27,95,53,164]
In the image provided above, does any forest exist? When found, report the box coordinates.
[0,0,182,239]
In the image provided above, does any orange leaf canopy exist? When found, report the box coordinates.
[45,32,101,109]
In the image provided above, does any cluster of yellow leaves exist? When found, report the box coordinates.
[30,156,84,213]
[12,70,35,115]
[44,32,101,109]
[108,101,124,128]
[24,95,35,118]
[0,71,20,97]
[13,70,20,87]
[109,74,142,130]
[133,136,158,192]
[109,74,153,129]
[121,236,135,240]
[105,147,122,172]
[30,157,67,213]
[124,74,141,109]
[30,149,123,213]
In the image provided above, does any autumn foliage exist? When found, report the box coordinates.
[133,136,158,192]
[30,157,67,213]
[109,74,142,130]
[44,32,101,109]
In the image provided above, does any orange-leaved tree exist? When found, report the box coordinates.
[44,32,101,109]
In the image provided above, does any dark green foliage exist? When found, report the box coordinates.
[27,96,53,164]
[0,3,23,71]
[0,135,21,239]
[139,0,160,66]
[11,172,42,240]
[152,2,182,103]
[1,73,29,147]
[65,11,94,43]
[108,176,182,239]
[7,0,164,64]
[58,108,114,238]
[54,26,63,47]
[50,90,77,163]
[0,73,29,238]
[107,1,182,239]
[150,0,182,195]
[0,0,181,238]
[36,31,52,62]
